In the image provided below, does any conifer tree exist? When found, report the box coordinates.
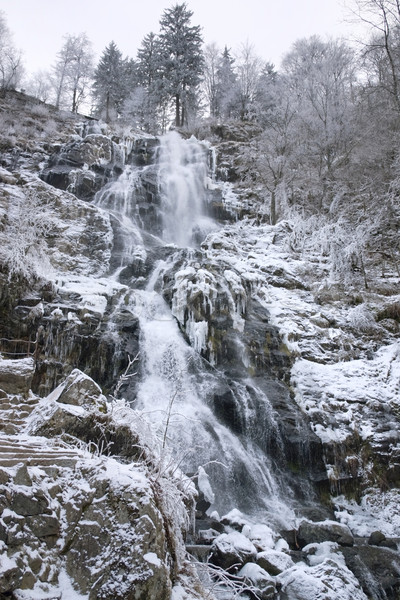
[216,46,237,119]
[158,3,204,127]
[93,41,129,122]
[130,32,168,133]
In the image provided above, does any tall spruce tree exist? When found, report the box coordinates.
[158,3,203,127]
[216,46,237,119]
[131,32,168,133]
[93,41,129,122]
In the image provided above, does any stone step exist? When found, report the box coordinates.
[0,418,26,427]
[0,456,78,468]
[0,423,19,434]
[9,396,39,406]
[0,448,78,457]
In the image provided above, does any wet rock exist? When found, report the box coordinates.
[41,134,123,200]
[368,530,386,546]
[297,520,354,548]
[342,544,400,599]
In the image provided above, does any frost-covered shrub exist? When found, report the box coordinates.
[0,189,52,282]
[347,304,378,333]
[29,103,50,119]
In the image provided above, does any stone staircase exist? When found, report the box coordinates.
[0,391,81,472]
[0,436,80,470]
[0,392,39,435]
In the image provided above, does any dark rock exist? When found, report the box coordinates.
[14,463,32,487]
[0,468,10,485]
[10,490,50,516]
[342,544,400,599]
[0,519,7,542]
[50,368,106,409]
[26,514,60,538]
[368,530,386,546]
[297,520,354,548]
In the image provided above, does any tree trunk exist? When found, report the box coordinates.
[175,95,180,127]
[270,189,277,225]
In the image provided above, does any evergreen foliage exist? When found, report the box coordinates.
[93,41,129,122]
[158,2,204,127]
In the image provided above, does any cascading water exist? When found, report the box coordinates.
[157,131,216,247]
[90,131,304,525]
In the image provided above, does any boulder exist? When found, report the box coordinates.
[209,532,257,571]
[342,543,400,598]
[48,368,106,410]
[238,562,276,599]
[277,558,367,600]
[0,358,35,395]
[297,519,354,548]
[256,549,295,575]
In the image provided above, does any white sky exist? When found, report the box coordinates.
[1,0,365,76]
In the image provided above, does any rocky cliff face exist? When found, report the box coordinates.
[0,368,203,599]
[0,91,400,599]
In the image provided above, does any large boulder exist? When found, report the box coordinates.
[209,531,257,571]
[277,558,367,600]
[297,519,354,548]
[47,368,106,410]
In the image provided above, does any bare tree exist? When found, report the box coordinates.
[202,42,220,118]
[53,33,94,112]
[26,70,52,103]
[0,11,24,93]
[352,0,400,113]
[235,42,263,120]
[282,36,358,208]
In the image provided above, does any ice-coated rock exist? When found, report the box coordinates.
[277,558,368,600]
[238,562,276,599]
[209,531,258,571]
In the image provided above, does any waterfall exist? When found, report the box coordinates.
[88,131,301,526]
[157,131,214,247]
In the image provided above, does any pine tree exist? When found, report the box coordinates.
[131,32,168,133]
[216,46,237,119]
[158,3,204,127]
[92,41,129,122]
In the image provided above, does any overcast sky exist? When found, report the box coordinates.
[2,0,364,76]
